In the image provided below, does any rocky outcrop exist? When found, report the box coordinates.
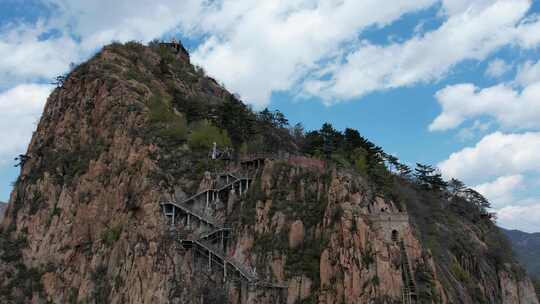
[0,41,537,304]
[0,201,6,220]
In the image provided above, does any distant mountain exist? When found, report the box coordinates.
[0,201,6,220]
[502,228,540,279]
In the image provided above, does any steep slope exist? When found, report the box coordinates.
[0,201,6,220]
[0,41,538,304]
[502,229,540,278]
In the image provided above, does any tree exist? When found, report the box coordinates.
[215,96,257,146]
[257,108,289,129]
[447,178,466,196]
[188,120,231,151]
[302,130,324,155]
[414,163,448,190]
[51,75,67,88]
[289,122,305,148]
[14,154,30,168]
[344,128,363,150]
[463,188,491,211]
[320,122,342,158]
[385,154,400,172]
[396,163,412,178]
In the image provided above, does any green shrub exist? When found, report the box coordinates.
[101,225,123,247]
[450,260,471,284]
[147,95,188,143]
[188,120,231,150]
[91,264,111,303]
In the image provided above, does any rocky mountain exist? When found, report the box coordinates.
[0,201,6,220]
[0,41,538,304]
[502,228,540,280]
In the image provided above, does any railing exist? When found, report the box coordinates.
[161,200,219,227]
[400,240,417,303]
[162,167,286,289]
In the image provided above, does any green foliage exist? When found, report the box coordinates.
[188,120,231,151]
[361,245,376,267]
[352,148,368,174]
[415,261,441,303]
[25,135,107,187]
[284,236,326,285]
[214,95,258,146]
[450,260,472,284]
[414,163,448,191]
[0,230,27,264]
[29,190,45,215]
[147,95,188,144]
[300,123,395,195]
[171,92,209,123]
[100,224,123,247]
[0,229,44,302]
[91,265,111,304]
[484,228,518,269]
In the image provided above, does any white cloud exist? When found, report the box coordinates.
[303,0,539,102]
[473,174,524,208]
[0,22,80,87]
[429,82,540,131]
[190,0,436,108]
[485,58,511,78]
[440,132,540,232]
[515,59,540,86]
[496,202,540,233]
[514,13,540,48]
[44,0,207,51]
[3,0,540,108]
[456,120,491,141]
[438,132,540,183]
[0,84,52,165]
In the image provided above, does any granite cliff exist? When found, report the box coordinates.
[0,41,538,304]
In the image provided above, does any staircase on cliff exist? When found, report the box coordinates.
[399,239,417,304]
[160,156,288,290]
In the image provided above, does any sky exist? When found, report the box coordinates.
[1,0,540,232]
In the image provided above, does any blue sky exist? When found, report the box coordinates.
[1,0,540,232]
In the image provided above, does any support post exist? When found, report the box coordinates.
[172,206,176,226]
[206,191,209,209]
[187,214,191,229]
[224,263,227,281]
[208,252,212,271]
[221,232,225,252]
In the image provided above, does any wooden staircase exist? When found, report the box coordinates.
[399,239,417,304]
[161,164,287,290]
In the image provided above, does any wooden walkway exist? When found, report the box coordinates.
[161,175,252,227]
[400,239,417,304]
[161,162,287,290]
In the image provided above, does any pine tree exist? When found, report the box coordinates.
[414,163,447,190]
[448,178,466,196]
[396,163,412,178]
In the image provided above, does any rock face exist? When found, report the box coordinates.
[0,41,538,304]
[0,201,6,220]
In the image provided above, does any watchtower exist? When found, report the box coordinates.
[159,38,190,61]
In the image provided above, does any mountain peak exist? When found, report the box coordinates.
[0,41,537,304]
